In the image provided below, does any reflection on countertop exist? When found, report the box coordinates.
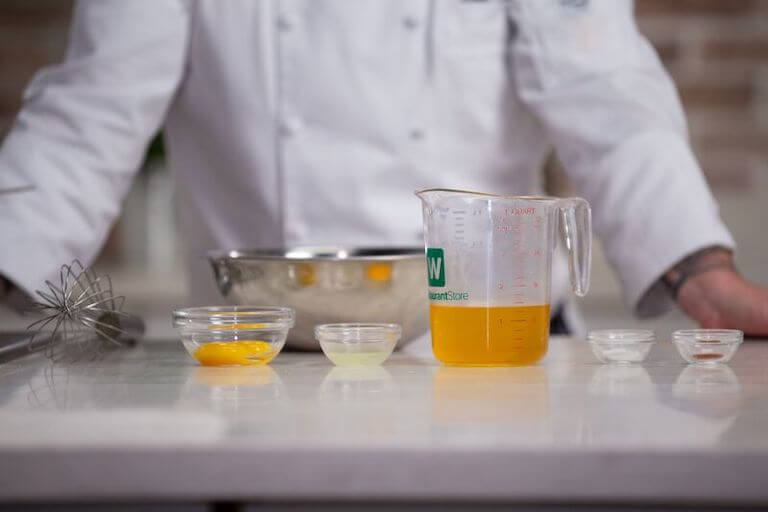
[0,337,766,453]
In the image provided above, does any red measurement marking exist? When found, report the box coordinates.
[496,224,522,233]
[504,207,536,216]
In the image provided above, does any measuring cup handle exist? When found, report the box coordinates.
[558,198,592,297]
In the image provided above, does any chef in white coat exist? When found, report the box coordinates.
[1,0,766,334]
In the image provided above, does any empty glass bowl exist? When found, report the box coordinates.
[173,306,294,366]
[588,329,655,364]
[672,329,743,365]
[315,323,401,366]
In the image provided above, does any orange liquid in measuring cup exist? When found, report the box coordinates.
[429,304,550,366]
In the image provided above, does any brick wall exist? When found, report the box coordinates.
[0,0,72,139]
[636,0,768,189]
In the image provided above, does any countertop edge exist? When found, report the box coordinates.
[0,448,765,504]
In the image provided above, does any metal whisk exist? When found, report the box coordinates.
[26,260,144,361]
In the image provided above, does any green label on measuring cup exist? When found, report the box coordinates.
[426,248,445,287]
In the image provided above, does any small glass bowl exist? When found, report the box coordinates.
[588,329,655,364]
[173,306,295,366]
[315,323,401,366]
[672,329,743,365]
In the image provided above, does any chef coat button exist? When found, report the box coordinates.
[402,16,419,30]
[507,17,519,39]
[409,129,425,140]
[277,16,293,32]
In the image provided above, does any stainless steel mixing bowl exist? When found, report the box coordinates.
[208,247,429,350]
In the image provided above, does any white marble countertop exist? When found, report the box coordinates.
[1,334,767,505]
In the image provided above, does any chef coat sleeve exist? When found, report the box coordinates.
[507,0,735,317]
[0,0,188,297]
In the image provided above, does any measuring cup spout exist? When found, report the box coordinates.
[557,198,592,297]
[414,189,434,208]
[414,188,463,208]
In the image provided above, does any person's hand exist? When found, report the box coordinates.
[0,276,8,302]
[674,258,768,337]
[0,275,33,311]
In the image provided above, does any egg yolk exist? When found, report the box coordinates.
[194,341,276,366]
[366,263,392,283]
[294,263,316,286]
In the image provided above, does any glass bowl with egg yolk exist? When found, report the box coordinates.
[173,306,295,366]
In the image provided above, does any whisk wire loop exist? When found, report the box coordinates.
[24,260,144,360]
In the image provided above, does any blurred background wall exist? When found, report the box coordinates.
[1,0,766,312]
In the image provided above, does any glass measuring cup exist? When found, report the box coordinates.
[415,189,591,366]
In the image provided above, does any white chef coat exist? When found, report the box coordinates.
[0,0,734,317]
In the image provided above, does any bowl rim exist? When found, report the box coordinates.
[208,246,424,262]
[587,329,656,344]
[672,329,743,346]
[315,323,402,343]
[173,306,295,329]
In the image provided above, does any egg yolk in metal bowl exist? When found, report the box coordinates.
[366,263,392,283]
[194,323,277,366]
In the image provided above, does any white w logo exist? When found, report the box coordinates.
[426,248,445,287]
[428,257,442,279]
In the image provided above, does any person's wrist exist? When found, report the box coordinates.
[675,267,738,328]
[663,246,735,299]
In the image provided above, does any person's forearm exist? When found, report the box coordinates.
[0,0,188,297]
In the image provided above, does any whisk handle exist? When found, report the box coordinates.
[118,313,146,344]
[95,312,145,345]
